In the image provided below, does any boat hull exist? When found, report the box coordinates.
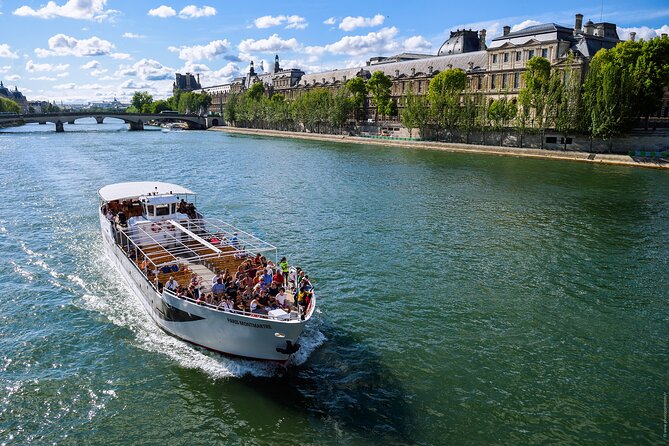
[99,212,308,361]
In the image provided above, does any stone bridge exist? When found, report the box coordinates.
[0,112,221,132]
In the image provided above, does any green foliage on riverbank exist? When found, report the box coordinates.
[221,37,668,140]
[0,97,20,113]
[126,90,212,115]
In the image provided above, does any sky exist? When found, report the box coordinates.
[0,0,668,103]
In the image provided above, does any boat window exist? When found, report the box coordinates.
[171,204,176,214]
[147,204,155,216]
[156,205,170,216]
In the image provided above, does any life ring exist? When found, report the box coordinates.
[151,222,161,232]
[164,222,175,231]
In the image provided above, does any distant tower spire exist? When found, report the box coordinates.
[274,54,280,72]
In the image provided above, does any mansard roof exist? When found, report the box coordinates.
[497,23,573,40]
[299,51,488,86]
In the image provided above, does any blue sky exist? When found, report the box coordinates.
[0,0,667,103]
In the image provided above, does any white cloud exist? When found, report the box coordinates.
[13,0,119,22]
[618,25,669,41]
[238,34,299,53]
[510,20,542,33]
[0,65,11,73]
[403,35,432,52]
[110,52,132,60]
[81,60,107,76]
[322,26,400,56]
[6,74,21,81]
[81,60,101,69]
[323,17,336,26]
[56,72,69,77]
[339,14,385,32]
[120,79,153,89]
[253,15,307,30]
[179,5,216,19]
[168,39,230,61]
[122,32,145,39]
[30,76,57,81]
[179,61,241,86]
[0,44,19,59]
[26,60,70,72]
[54,82,77,90]
[148,5,176,18]
[35,34,115,57]
[115,58,174,81]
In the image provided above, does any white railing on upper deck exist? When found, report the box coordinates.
[114,217,277,270]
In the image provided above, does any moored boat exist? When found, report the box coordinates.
[98,181,315,362]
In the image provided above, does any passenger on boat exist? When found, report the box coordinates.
[276,287,293,310]
[212,278,226,297]
[211,272,222,286]
[105,209,114,222]
[153,277,164,292]
[166,276,179,292]
[267,281,279,298]
[178,199,187,214]
[279,257,289,286]
[263,267,273,287]
[249,297,267,315]
[140,257,150,275]
[297,284,312,311]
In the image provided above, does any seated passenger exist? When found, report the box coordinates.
[165,276,179,292]
[276,287,293,310]
[249,297,266,315]
[211,278,226,298]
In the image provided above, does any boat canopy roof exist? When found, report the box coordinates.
[98,182,195,202]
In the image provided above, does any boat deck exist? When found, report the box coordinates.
[115,217,279,293]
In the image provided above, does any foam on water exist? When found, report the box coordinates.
[73,243,323,379]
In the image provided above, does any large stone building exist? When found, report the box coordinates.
[0,81,29,113]
[199,14,669,122]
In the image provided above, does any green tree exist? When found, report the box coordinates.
[330,86,353,133]
[428,68,467,140]
[400,90,430,139]
[130,91,153,113]
[0,97,20,113]
[487,97,517,144]
[151,99,170,114]
[346,76,367,121]
[583,49,636,144]
[223,93,239,125]
[247,82,265,102]
[518,57,552,147]
[366,71,392,120]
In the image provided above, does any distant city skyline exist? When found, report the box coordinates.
[0,0,667,103]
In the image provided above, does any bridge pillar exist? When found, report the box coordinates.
[55,121,64,133]
[128,120,144,131]
[95,116,104,124]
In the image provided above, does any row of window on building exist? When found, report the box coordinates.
[492,48,550,64]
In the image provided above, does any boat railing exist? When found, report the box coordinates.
[111,216,277,274]
[162,288,309,322]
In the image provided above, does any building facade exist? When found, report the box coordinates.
[195,14,669,122]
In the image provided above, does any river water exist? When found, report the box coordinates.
[0,119,667,445]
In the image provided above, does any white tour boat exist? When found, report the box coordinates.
[98,181,315,362]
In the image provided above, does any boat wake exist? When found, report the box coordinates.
[5,222,325,378]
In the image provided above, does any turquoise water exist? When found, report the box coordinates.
[1,119,667,445]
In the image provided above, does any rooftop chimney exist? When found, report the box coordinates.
[479,29,487,50]
[574,13,583,34]
[503,26,511,36]
[629,31,636,42]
